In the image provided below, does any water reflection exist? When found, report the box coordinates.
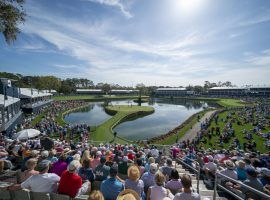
[64,98,213,140]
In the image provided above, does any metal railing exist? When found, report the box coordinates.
[176,157,201,193]
[213,172,270,200]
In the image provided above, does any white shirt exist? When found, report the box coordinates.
[21,173,60,193]
[203,162,217,173]
[173,192,201,200]
[150,185,174,200]
[219,169,238,180]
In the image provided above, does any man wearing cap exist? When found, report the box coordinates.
[100,164,124,200]
[58,160,90,198]
[9,160,60,193]
[94,156,110,181]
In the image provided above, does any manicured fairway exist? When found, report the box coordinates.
[90,105,155,143]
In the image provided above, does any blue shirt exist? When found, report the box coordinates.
[100,177,124,200]
[236,167,247,181]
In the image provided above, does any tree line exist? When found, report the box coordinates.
[0,72,235,95]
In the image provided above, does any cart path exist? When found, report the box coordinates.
[179,110,217,142]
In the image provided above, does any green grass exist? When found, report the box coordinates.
[217,99,248,107]
[200,111,269,153]
[53,95,148,101]
[90,105,155,144]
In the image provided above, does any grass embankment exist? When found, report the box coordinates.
[200,110,269,153]
[53,95,148,101]
[90,105,154,144]
[151,98,248,145]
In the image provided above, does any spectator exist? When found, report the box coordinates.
[78,159,95,183]
[50,153,68,176]
[117,189,140,200]
[232,167,264,199]
[11,160,60,193]
[91,151,102,170]
[173,174,200,200]
[88,190,105,200]
[145,157,155,173]
[47,149,58,163]
[141,163,158,194]
[160,158,174,179]
[100,164,124,200]
[259,168,270,186]
[125,165,144,198]
[118,156,132,175]
[165,169,183,194]
[219,160,238,182]
[235,160,247,181]
[95,156,110,181]
[147,171,174,200]
[58,160,90,198]
[20,158,39,182]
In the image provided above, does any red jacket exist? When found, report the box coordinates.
[58,170,82,198]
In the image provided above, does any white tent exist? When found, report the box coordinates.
[13,129,40,140]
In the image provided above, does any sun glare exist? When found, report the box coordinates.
[172,0,206,16]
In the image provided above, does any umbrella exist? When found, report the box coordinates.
[13,129,41,140]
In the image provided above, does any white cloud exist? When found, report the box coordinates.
[85,0,133,18]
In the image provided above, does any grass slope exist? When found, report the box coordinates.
[90,105,154,144]
[200,111,269,153]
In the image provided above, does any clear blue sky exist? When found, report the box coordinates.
[0,0,270,86]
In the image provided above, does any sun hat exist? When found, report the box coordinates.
[68,160,81,172]
[38,160,50,172]
[128,165,140,181]
[224,160,236,170]
[117,189,140,200]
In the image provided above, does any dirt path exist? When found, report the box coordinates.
[178,110,217,142]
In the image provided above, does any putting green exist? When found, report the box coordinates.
[90,105,155,143]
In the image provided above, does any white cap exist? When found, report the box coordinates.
[41,150,49,158]
[96,151,102,156]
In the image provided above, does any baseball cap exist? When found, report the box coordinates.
[38,160,50,172]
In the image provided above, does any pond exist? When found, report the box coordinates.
[64,98,213,140]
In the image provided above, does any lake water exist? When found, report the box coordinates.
[64,98,211,140]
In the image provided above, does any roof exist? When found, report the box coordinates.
[0,94,20,107]
[249,85,270,89]
[41,89,57,93]
[20,88,52,98]
[110,90,139,92]
[209,87,245,90]
[76,89,103,92]
[156,88,186,91]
